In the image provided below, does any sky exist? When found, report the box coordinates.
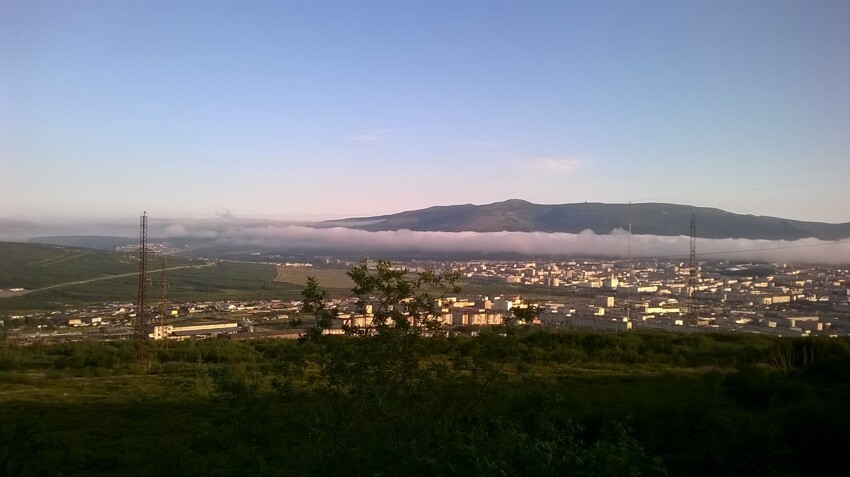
[2,0,849,225]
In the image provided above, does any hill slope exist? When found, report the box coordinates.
[325,200,850,240]
[0,242,139,290]
[28,235,138,250]
[0,242,302,314]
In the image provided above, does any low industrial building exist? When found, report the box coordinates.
[150,322,239,340]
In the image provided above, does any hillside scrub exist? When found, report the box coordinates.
[1,331,849,475]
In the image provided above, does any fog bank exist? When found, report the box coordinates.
[3,217,848,264]
[167,219,850,264]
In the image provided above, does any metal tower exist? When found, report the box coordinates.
[689,214,697,324]
[136,212,148,347]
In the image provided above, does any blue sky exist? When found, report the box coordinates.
[2,0,849,223]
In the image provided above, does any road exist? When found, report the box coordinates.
[2,262,216,297]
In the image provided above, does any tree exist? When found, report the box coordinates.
[346,258,461,335]
[510,300,541,327]
[300,276,337,340]
[304,259,473,473]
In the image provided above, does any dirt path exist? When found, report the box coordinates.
[31,252,89,267]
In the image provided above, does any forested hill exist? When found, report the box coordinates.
[324,200,850,240]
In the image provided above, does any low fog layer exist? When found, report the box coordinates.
[3,217,848,264]
[162,219,850,264]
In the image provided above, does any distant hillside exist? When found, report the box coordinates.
[0,241,303,314]
[0,241,138,290]
[325,200,850,240]
[29,235,137,250]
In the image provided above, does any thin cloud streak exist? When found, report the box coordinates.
[518,157,585,173]
[462,140,503,149]
[348,128,391,142]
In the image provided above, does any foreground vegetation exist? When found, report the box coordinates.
[1,330,849,476]
[3,255,848,475]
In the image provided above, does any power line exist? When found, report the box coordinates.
[697,239,850,257]
[146,211,378,219]
[628,177,850,203]
[688,215,697,323]
[633,239,850,261]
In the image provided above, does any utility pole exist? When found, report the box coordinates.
[136,212,148,356]
[627,202,632,322]
[158,255,168,326]
[689,214,697,325]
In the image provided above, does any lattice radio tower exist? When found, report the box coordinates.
[136,212,148,347]
[689,214,697,324]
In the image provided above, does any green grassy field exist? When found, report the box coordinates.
[274,266,354,294]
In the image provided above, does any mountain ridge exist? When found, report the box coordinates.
[323,200,850,241]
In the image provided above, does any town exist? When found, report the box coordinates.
[4,257,848,343]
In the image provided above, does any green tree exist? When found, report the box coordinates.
[346,258,460,335]
[511,300,541,326]
[300,276,337,340]
[296,259,477,473]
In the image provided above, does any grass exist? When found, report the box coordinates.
[274,266,354,293]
